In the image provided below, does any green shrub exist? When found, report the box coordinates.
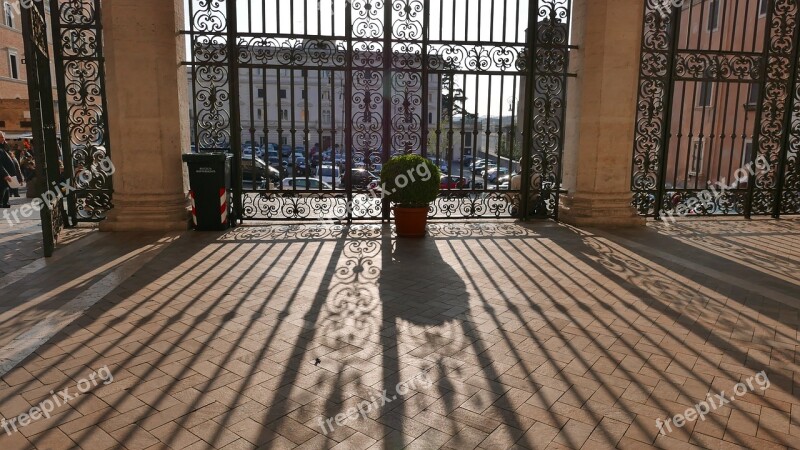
[380,154,441,208]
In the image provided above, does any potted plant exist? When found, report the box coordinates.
[380,154,441,237]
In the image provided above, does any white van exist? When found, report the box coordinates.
[317,165,341,186]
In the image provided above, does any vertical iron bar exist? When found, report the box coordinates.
[421,0,430,158]
[290,69,297,192]
[552,0,571,221]
[277,68,285,185]
[345,1,354,221]
[302,69,310,190]
[96,0,111,214]
[519,10,535,220]
[248,68,256,186]
[654,6,680,220]
[382,0,392,221]
[22,1,59,256]
[227,0,242,222]
[263,67,271,192]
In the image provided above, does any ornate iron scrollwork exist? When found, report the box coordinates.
[633,0,800,219]
[52,0,113,221]
[183,0,571,221]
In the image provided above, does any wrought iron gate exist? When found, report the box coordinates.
[21,1,61,256]
[49,0,113,223]
[633,0,800,219]
[183,0,571,222]
[21,0,111,255]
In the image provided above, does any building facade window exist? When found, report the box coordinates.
[323,109,331,123]
[743,140,754,174]
[697,81,713,107]
[690,139,704,176]
[322,91,330,101]
[279,89,287,99]
[8,50,19,79]
[747,84,759,106]
[707,0,720,31]
[257,88,265,98]
[282,109,288,120]
[4,2,13,28]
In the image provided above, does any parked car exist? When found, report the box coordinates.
[473,161,497,176]
[485,167,510,183]
[464,179,485,189]
[317,164,341,186]
[281,177,332,190]
[240,155,273,182]
[281,144,292,157]
[242,147,257,160]
[266,150,281,166]
[428,156,449,173]
[342,168,379,190]
[440,175,467,189]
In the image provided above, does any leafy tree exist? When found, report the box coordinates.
[435,60,476,160]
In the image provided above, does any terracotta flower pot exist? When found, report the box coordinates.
[393,206,429,237]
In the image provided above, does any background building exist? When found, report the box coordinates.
[0,0,57,137]
[664,0,768,190]
[188,45,444,156]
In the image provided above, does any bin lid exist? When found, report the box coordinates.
[182,152,231,163]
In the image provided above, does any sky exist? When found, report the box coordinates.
[183,0,572,120]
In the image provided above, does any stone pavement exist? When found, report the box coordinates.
[0,219,798,450]
[0,191,46,277]
[0,191,94,278]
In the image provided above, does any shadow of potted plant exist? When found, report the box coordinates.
[380,154,441,237]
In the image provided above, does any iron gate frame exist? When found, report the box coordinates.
[21,0,63,257]
[632,0,800,219]
[182,0,572,222]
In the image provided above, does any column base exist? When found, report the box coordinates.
[559,192,645,228]
[100,193,190,232]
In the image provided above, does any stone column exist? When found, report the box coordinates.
[558,0,646,227]
[100,0,190,231]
